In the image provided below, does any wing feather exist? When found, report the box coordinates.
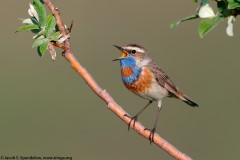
[147,61,178,96]
[147,60,198,107]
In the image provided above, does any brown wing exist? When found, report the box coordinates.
[147,60,199,107]
[147,60,179,96]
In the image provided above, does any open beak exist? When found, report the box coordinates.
[113,45,128,61]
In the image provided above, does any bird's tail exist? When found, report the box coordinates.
[177,91,199,107]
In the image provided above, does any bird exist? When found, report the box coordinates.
[113,44,198,143]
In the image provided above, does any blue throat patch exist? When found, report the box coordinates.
[120,56,141,84]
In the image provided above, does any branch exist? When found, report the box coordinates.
[43,1,192,159]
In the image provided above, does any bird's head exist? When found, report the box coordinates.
[113,44,151,68]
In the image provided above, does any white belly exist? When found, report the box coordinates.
[137,79,169,101]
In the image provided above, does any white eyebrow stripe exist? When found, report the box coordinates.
[123,46,145,53]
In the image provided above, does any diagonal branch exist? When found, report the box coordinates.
[43,0,192,160]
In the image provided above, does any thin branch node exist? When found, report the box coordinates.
[69,20,74,33]
[99,89,106,95]
[107,102,113,109]
[54,7,59,12]
[161,139,166,147]
[58,34,70,43]
[52,5,59,14]
[62,51,66,56]
[50,41,69,51]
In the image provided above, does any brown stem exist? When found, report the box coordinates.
[43,0,192,160]
[50,41,68,50]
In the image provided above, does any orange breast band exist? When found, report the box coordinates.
[121,66,134,77]
[124,67,153,93]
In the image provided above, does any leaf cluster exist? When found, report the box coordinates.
[171,0,240,38]
[17,0,60,59]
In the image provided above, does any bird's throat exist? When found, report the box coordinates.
[120,57,141,84]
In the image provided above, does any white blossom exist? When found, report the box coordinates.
[198,4,215,18]
[226,16,236,37]
[28,3,39,21]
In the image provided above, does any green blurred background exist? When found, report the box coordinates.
[1,0,239,159]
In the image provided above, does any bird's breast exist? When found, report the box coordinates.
[121,66,134,77]
[122,67,153,93]
[122,67,169,101]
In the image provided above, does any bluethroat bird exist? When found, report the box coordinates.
[113,44,198,143]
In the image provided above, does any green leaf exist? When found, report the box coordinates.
[170,14,199,29]
[21,18,34,25]
[16,24,39,32]
[45,14,56,37]
[38,41,48,56]
[31,28,42,34]
[200,0,210,5]
[49,31,60,41]
[198,16,224,38]
[228,1,240,9]
[32,37,49,48]
[217,1,226,13]
[30,17,40,25]
[33,0,46,27]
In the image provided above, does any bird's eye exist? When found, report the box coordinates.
[131,50,136,54]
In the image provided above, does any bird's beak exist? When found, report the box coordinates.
[113,45,128,61]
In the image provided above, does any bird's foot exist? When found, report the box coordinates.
[124,114,138,130]
[144,127,156,145]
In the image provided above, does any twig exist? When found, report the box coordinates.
[43,0,192,159]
